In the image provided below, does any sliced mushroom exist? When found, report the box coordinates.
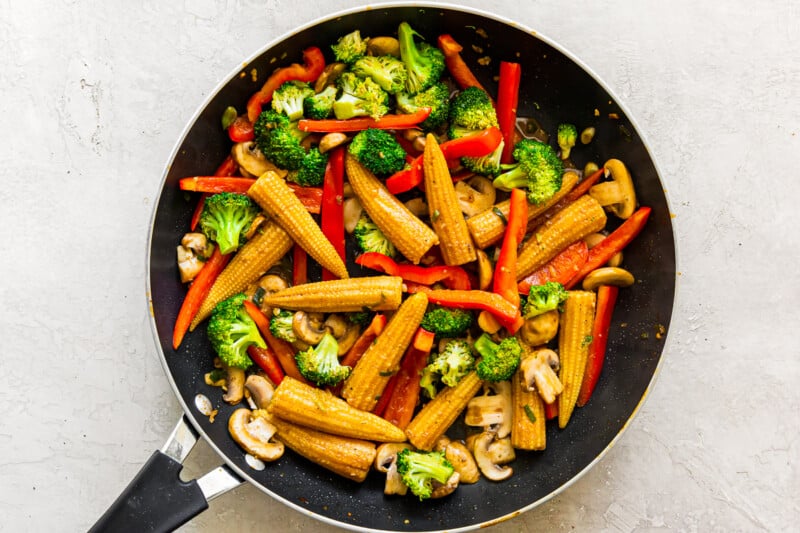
[231,141,287,179]
[176,233,213,283]
[519,348,563,404]
[228,408,284,462]
[374,443,412,496]
[582,267,635,291]
[319,132,349,154]
[486,437,515,465]
[182,233,212,258]
[518,309,560,347]
[244,374,276,409]
[444,441,480,484]
[589,159,637,219]
[434,435,451,452]
[314,62,347,92]
[477,310,502,334]
[403,197,429,218]
[584,232,623,268]
[455,176,496,217]
[473,431,513,481]
[430,471,460,498]
[222,364,245,405]
[465,381,512,439]
[367,36,401,57]
[324,314,360,355]
[476,249,493,291]
[343,197,364,234]
[292,311,327,345]
[247,274,289,315]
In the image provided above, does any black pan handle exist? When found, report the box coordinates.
[90,416,243,532]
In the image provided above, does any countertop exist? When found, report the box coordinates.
[2,1,798,531]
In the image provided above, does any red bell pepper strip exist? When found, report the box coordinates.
[292,245,307,286]
[395,133,421,157]
[518,241,589,294]
[386,155,423,194]
[577,285,619,406]
[544,401,558,420]
[437,34,487,92]
[172,248,231,350]
[298,108,431,133]
[181,177,255,193]
[493,188,528,306]
[286,183,323,214]
[356,252,471,290]
[382,328,436,429]
[496,62,521,164]
[408,288,524,333]
[246,47,326,122]
[243,300,310,385]
[372,373,398,416]
[565,206,652,289]
[227,115,255,143]
[190,156,239,231]
[320,147,345,281]
[247,345,285,385]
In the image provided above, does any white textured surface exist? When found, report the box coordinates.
[2,0,799,531]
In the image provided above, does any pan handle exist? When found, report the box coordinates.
[89,416,244,532]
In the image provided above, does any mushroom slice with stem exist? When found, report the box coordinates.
[314,62,347,92]
[319,132,349,154]
[244,374,276,409]
[343,197,364,234]
[465,381,512,439]
[486,436,515,465]
[324,314,361,355]
[444,441,479,484]
[454,176,496,217]
[228,408,284,462]
[430,471,460,498]
[374,443,412,496]
[589,159,637,219]
[475,249,493,291]
[292,311,327,345]
[584,232,623,268]
[518,309,560,347]
[221,364,246,405]
[231,141,287,179]
[176,233,213,283]
[582,267,635,291]
[472,430,513,481]
[519,348,563,405]
[247,274,289,315]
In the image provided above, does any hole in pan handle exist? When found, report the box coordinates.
[88,416,243,533]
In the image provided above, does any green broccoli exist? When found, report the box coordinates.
[269,309,296,343]
[419,366,439,399]
[348,128,407,176]
[331,29,368,65]
[420,306,473,338]
[557,123,578,159]
[198,192,260,255]
[353,212,396,257]
[348,310,374,326]
[473,333,522,382]
[352,55,408,94]
[492,139,564,204]
[295,332,351,386]
[271,81,315,121]
[398,22,445,95]
[287,147,328,187]
[447,87,502,175]
[253,110,308,170]
[395,82,450,130]
[333,72,390,120]
[462,141,504,176]
[524,282,569,318]
[426,339,475,387]
[303,85,338,120]
[206,293,265,370]
[396,449,455,500]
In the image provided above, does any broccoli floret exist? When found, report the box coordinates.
[492,139,564,205]
[448,87,498,132]
[271,81,315,121]
[557,123,578,159]
[396,82,450,130]
[398,22,446,94]
[331,29,368,65]
[419,366,439,399]
[396,449,455,501]
[524,282,569,318]
[426,339,475,387]
[287,147,328,187]
[253,110,308,170]
[348,128,406,176]
[269,309,296,343]
[353,212,396,257]
[333,72,390,120]
[295,332,351,386]
[206,293,265,370]
[462,140,504,176]
[303,85,338,120]
[352,55,408,95]
[348,310,374,326]
[198,192,259,255]
[473,333,522,382]
[420,306,473,338]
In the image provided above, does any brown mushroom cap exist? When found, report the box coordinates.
[519,309,560,347]
[472,431,513,481]
[222,365,245,405]
[582,267,635,291]
[475,250,493,291]
[455,176,496,217]
[231,142,287,179]
[374,443,412,496]
[244,374,275,409]
[588,159,637,219]
[228,408,284,462]
[292,311,327,345]
[445,441,480,484]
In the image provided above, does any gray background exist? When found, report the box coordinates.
[2,0,798,531]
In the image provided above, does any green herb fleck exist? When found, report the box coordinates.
[523,404,537,423]
[582,335,593,347]
[221,106,238,130]
[432,209,441,222]
[492,207,508,224]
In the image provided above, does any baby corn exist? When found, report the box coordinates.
[511,369,546,451]
[558,290,596,429]
[260,276,404,313]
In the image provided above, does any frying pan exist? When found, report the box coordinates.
[92,4,676,532]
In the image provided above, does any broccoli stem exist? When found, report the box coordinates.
[473,333,498,359]
[493,165,527,191]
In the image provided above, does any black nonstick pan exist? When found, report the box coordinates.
[92,4,676,532]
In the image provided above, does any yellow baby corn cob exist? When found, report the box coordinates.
[190,220,293,329]
[267,377,406,442]
[260,276,403,313]
[248,171,348,279]
[342,292,428,411]
[423,134,477,266]
[516,194,607,280]
[345,154,439,264]
[467,171,578,249]
[253,410,376,482]
[558,290,596,429]
[511,369,546,451]
[405,371,483,451]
